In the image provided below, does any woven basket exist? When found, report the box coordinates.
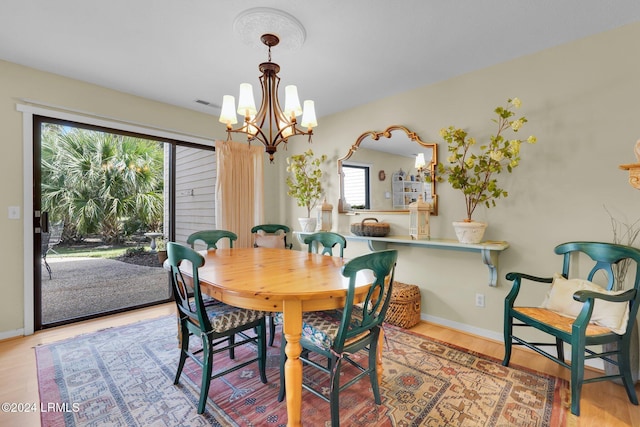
[385,282,421,328]
[350,217,390,237]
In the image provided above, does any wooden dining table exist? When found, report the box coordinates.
[181,247,375,427]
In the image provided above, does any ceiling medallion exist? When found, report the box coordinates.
[232,7,306,52]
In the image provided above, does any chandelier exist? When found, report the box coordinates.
[219,33,317,162]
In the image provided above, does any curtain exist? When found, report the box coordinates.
[215,140,264,248]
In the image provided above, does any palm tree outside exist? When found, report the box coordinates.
[39,123,169,326]
[41,124,164,243]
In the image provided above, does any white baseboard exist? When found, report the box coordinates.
[422,313,504,342]
[0,328,24,341]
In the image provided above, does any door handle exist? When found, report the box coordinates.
[37,211,49,233]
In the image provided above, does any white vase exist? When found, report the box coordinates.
[298,217,317,232]
[452,220,487,244]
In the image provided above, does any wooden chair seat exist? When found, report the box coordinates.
[513,307,614,336]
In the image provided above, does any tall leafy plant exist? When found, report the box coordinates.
[432,98,537,221]
[286,149,327,218]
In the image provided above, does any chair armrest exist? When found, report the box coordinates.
[505,272,554,284]
[504,273,554,308]
[573,288,636,303]
[570,288,636,335]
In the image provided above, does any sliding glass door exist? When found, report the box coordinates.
[34,116,216,329]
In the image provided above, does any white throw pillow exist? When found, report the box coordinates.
[541,273,629,334]
[254,230,285,249]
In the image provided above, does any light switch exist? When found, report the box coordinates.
[8,206,20,219]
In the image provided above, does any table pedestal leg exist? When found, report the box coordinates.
[283,300,303,427]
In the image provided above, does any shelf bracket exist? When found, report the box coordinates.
[480,248,499,287]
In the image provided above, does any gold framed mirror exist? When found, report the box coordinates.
[337,125,438,214]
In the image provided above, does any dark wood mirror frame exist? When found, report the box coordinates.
[337,125,438,214]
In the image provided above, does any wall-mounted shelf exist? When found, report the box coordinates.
[294,232,509,287]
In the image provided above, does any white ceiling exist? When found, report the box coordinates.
[1,0,639,124]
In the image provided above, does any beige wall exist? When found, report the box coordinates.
[280,22,640,338]
[2,22,640,339]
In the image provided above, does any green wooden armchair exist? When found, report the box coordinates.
[303,231,347,257]
[251,224,292,249]
[187,229,237,250]
[167,242,267,414]
[277,249,398,427]
[503,241,640,416]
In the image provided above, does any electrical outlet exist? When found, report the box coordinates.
[8,206,20,219]
[475,293,485,308]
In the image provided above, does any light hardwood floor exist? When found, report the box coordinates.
[0,303,638,426]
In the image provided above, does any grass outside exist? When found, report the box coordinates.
[46,234,164,268]
[49,235,154,260]
[51,246,131,259]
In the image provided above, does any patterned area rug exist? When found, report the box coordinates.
[35,315,568,426]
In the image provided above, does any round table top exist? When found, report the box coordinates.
[183,247,373,312]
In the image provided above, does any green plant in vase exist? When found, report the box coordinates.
[286,149,327,231]
[156,238,168,263]
[432,98,537,243]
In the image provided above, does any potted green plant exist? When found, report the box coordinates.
[433,98,537,243]
[286,149,327,231]
[156,238,168,264]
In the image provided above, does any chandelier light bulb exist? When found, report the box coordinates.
[283,85,302,118]
[219,95,238,125]
[237,83,257,117]
[301,100,317,129]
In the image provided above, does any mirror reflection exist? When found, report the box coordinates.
[337,125,438,214]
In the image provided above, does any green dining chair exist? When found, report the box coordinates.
[503,241,640,416]
[187,229,237,250]
[251,224,293,249]
[167,242,268,414]
[277,249,398,427]
[303,231,347,257]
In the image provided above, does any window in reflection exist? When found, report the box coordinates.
[343,163,370,209]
